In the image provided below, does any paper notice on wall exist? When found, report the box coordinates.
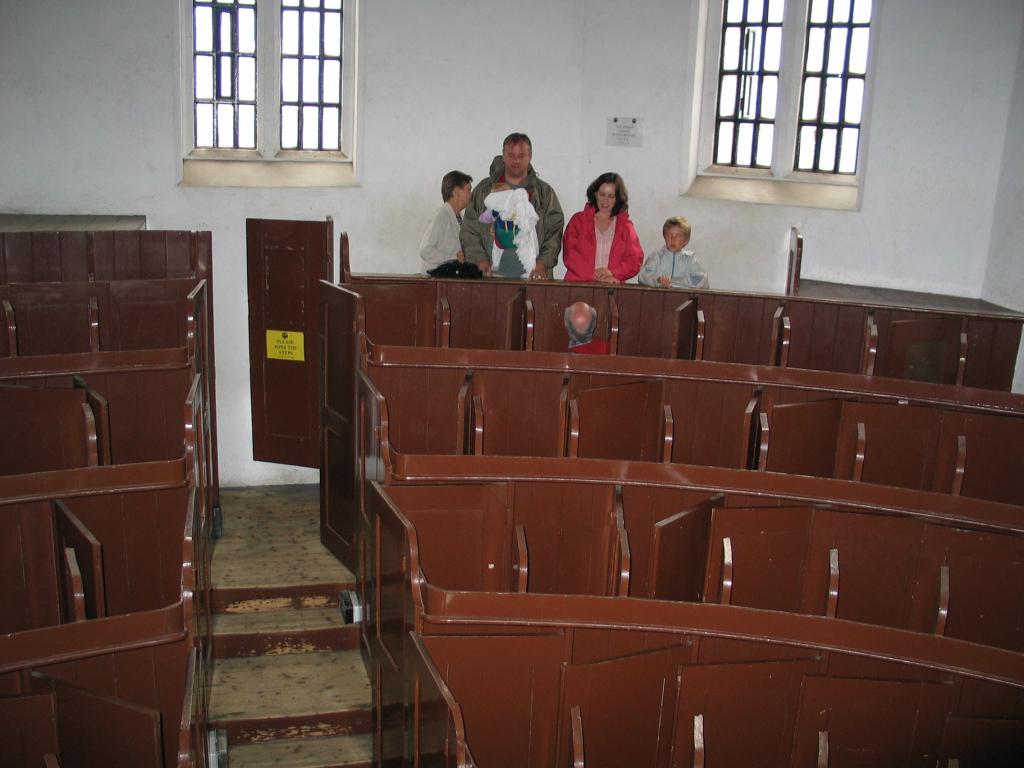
[606,117,643,148]
[266,330,305,361]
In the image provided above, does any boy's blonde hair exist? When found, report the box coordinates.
[663,216,691,239]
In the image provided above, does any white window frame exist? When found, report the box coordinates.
[177,0,360,188]
[687,0,878,210]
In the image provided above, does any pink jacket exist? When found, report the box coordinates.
[562,206,644,282]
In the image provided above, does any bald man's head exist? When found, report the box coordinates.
[565,301,598,346]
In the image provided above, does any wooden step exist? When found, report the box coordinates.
[211,583,355,615]
[213,485,354,613]
[209,650,371,745]
[214,607,359,657]
[228,733,372,768]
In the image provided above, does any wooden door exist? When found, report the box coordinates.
[247,218,333,467]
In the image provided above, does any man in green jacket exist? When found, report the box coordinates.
[460,132,564,279]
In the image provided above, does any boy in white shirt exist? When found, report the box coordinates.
[420,170,473,272]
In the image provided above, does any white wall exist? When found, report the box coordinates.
[0,0,1022,484]
[576,0,1024,294]
[983,12,1024,390]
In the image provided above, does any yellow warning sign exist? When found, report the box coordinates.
[266,330,305,362]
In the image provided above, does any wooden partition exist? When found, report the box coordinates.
[0,280,218,507]
[329,273,1024,767]
[0,371,211,768]
[344,274,1023,390]
[359,344,1024,494]
[362,476,1024,768]
[1,230,220,515]
[0,385,102,474]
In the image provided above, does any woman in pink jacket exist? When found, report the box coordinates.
[562,172,644,283]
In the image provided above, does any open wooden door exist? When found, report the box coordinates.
[247,218,333,467]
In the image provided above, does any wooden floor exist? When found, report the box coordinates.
[209,485,370,768]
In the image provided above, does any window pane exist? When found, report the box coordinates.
[196,103,214,147]
[715,1,780,170]
[195,6,213,51]
[745,29,762,72]
[845,78,864,123]
[725,0,744,24]
[796,0,872,175]
[852,0,873,24]
[217,104,234,147]
[723,27,741,71]
[195,55,214,99]
[801,76,820,120]
[282,58,299,101]
[282,10,300,54]
[719,75,737,117]
[325,0,342,9]
[302,58,320,102]
[304,0,321,7]
[219,11,233,51]
[736,122,754,166]
[238,8,256,53]
[764,27,782,71]
[238,104,256,148]
[797,126,817,169]
[322,107,340,150]
[827,28,848,75]
[818,128,837,171]
[302,106,320,149]
[823,77,842,123]
[760,75,777,119]
[303,11,321,56]
[839,127,859,173]
[219,55,233,98]
[832,0,851,23]
[324,12,342,57]
[323,59,341,103]
[743,74,761,119]
[239,56,256,101]
[756,124,774,166]
[282,105,299,148]
[806,28,825,72]
[716,122,735,164]
[283,0,300,6]
[849,28,870,74]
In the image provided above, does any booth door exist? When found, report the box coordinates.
[246,218,333,467]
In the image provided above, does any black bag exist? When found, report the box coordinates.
[427,260,483,279]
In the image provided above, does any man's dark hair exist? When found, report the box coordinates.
[441,170,472,202]
[586,172,629,215]
[502,132,532,151]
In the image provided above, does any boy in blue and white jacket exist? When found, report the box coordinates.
[638,216,709,289]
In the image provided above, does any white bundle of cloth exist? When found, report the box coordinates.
[483,187,539,274]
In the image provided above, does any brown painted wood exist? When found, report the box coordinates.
[49,677,163,768]
[575,379,665,461]
[879,316,964,385]
[673,659,818,767]
[345,274,1023,390]
[648,495,718,601]
[54,501,105,620]
[2,298,16,356]
[792,676,951,767]
[0,692,59,767]
[787,227,803,295]
[247,218,333,467]
[0,385,92,474]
